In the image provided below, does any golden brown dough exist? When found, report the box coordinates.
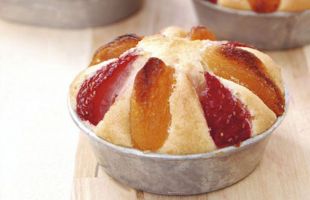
[159,72,216,154]
[218,0,251,10]
[279,0,310,11]
[94,55,149,147]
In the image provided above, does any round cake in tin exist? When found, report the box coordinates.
[69,26,285,155]
[68,26,287,194]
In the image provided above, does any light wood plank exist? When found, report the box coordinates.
[90,0,198,54]
[72,177,137,200]
[74,134,98,178]
[143,193,208,200]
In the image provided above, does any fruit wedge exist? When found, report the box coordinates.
[89,34,141,66]
[248,0,280,13]
[77,53,138,125]
[199,72,252,148]
[189,26,216,41]
[130,58,175,151]
[203,45,284,116]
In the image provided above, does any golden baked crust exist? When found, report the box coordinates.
[279,0,310,12]
[94,55,149,147]
[218,0,251,10]
[95,85,133,147]
[70,26,285,154]
[159,72,216,154]
[160,26,188,38]
[138,35,205,86]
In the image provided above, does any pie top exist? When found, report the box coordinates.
[70,26,285,155]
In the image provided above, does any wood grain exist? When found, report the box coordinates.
[72,0,310,199]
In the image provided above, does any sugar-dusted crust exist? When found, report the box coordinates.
[218,0,251,10]
[159,72,216,154]
[279,0,310,12]
[137,34,213,89]
[95,84,133,147]
[219,78,277,136]
[160,26,188,38]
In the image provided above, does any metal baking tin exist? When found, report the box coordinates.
[0,0,142,28]
[68,94,287,195]
[193,0,310,50]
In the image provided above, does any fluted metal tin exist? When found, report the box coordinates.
[0,0,142,28]
[193,0,310,50]
[68,95,286,195]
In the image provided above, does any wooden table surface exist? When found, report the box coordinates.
[1,0,309,199]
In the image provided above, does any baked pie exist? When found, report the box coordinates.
[70,26,285,154]
[208,0,310,13]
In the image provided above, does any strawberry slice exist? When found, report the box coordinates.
[199,72,252,148]
[203,45,284,116]
[77,53,138,125]
[248,0,280,13]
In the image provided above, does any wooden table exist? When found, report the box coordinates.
[1,0,309,199]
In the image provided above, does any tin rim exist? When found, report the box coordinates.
[68,89,288,160]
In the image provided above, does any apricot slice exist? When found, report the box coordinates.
[89,34,141,66]
[189,26,216,41]
[130,58,175,151]
[247,0,280,13]
[199,72,251,148]
[77,53,138,125]
[203,45,284,116]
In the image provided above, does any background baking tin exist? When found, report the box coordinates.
[0,0,142,28]
[193,0,310,50]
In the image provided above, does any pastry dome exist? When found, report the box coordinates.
[209,0,310,13]
[70,26,285,155]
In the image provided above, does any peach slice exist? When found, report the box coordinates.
[248,0,280,13]
[130,58,175,151]
[203,45,284,116]
[89,34,141,66]
[189,26,216,41]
